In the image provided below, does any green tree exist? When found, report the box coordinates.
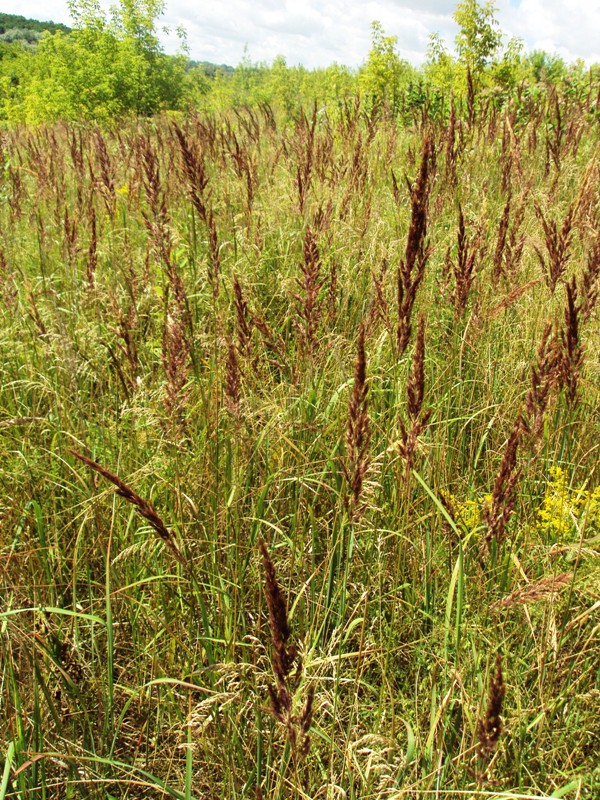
[2,0,186,122]
[359,21,413,112]
[425,32,458,94]
[453,0,502,74]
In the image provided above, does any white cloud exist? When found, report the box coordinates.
[498,0,600,65]
[3,0,599,68]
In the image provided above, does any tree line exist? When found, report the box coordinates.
[0,0,596,124]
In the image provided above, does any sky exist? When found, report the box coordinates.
[4,0,600,69]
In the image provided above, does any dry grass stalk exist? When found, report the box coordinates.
[252,313,287,371]
[344,323,371,513]
[534,201,575,294]
[488,278,541,319]
[109,292,140,392]
[327,258,338,323]
[344,322,370,512]
[162,287,190,426]
[492,191,511,283]
[259,539,313,764]
[293,227,325,354]
[466,68,476,128]
[396,134,434,355]
[444,97,457,185]
[173,123,220,298]
[482,423,521,555]
[294,104,317,215]
[224,338,241,420]
[369,260,393,337]
[546,89,564,173]
[556,277,584,409]
[398,316,431,475]
[233,275,253,357]
[550,240,599,409]
[579,236,600,323]
[477,653,505,761]
[504,194,526,279]
[444,204,484,319]
[491,572,572,610]
[69,450,186,566]
[500,147,512,196]
[92,128,116,218]
[63,205,79,270]
[27,290,46,337]
[521,322,559,446]
[140,135,172,270]
[173,123,210,222]
[139,135,193,420]
[226,131,257,214]
[86,206,98,289]
[0,248,17,310]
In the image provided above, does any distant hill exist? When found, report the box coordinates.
[188,60,235,77]
[0,12,70,44]
[0,13,233,74]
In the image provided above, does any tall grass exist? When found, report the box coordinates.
[1,85,599,799]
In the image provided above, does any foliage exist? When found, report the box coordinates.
[359,20,415,111]
[0,0,187,122]
[453,0,503,73]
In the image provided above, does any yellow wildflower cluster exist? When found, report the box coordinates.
[537,466,600,541]
[446,493,492,539]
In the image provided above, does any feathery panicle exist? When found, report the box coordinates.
[444,204,484,319]
[259,538,294,683]
[173,122,210,222]
[293,226,325,354]
[233,275,253,357]
[398,315,431,476]
[482,423,521,554]
[534,201,575,294]
[396,134,434,355]
[491,572,572,610]
[259,539,313,765]
[69,450,186,566]
[477,653,505,759]
[162,289,190,427]
[521,321,559,446]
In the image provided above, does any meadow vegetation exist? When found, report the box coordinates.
[0,4,599,799]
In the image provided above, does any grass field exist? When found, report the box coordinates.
[1,89,599,798]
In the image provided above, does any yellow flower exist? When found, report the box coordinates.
[537,467,599,542]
